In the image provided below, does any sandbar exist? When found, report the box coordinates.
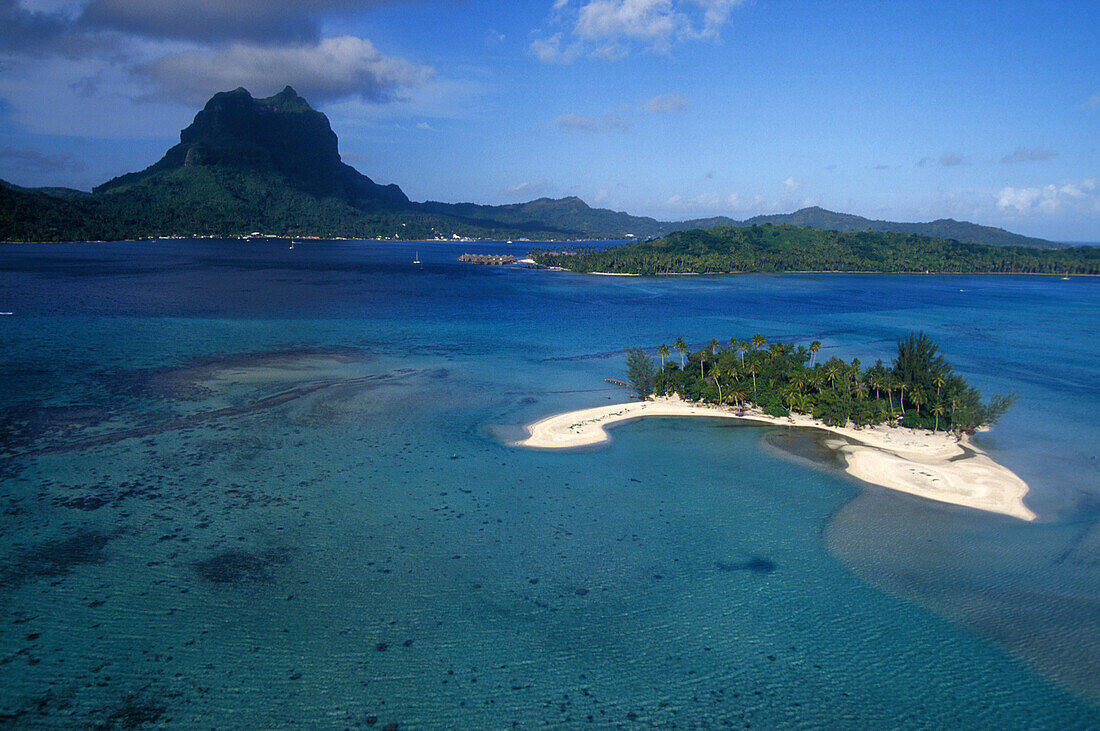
[514,396,1035,521]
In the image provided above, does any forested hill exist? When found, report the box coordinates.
[741,207,1062,249]
[531,225,1100,275]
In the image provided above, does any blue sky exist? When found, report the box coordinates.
[1,0,1097,240]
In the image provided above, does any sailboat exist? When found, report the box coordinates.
[413,251,422,269]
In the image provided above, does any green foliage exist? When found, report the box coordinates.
[533,224,1100,275]
[624,347,657,400]
[981,393,1019,426]
[741,206,1062,249]
[640,332,1014,432]
[893,332,949,397]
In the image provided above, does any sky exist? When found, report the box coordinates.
[1,0,1097,241]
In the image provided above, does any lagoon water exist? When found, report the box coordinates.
[1,239,1098,728]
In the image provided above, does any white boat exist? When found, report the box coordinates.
[413,251,421,265]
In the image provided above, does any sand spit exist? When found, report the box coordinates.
[514,396,1035,521]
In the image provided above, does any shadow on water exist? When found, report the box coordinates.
[754,425,853,474]
[14,369,424,458]
[0,530,111,589]
[716,557,777,574]
[193,548,293,585]
[96,346,373,402]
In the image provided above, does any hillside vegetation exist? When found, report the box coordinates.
[532,225,1098,275]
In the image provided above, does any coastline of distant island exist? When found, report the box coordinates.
[530,226,1100,276]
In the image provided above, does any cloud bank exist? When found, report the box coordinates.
[532,0,745,63]
[79,0,400,44]
[996,179,1097,215]
[0,0,434,112]
[141,36,434,106]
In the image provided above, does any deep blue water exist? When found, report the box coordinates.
[1,239,1098,727]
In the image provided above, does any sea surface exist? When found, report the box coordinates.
[1,239,1098,728]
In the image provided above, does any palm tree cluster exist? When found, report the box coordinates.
[648,332,1015,432]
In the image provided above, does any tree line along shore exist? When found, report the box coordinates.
[532,225,1100,275]
[624,332,1015,434]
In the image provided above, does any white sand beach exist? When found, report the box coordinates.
[514,395,1035,521]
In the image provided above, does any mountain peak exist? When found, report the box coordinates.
[93,86,407,206]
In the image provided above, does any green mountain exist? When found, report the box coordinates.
[0,87,1067,247]
[94,86,408,208]
[422,196,668,238]
[742,206,1062,249]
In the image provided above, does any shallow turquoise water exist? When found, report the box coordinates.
[0,240,1098,727]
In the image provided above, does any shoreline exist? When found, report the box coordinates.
[513,396,1036,521]
[529,267,1095,278]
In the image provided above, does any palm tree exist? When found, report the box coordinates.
[825,363,840,391]
[933,372,946,397]
[910,389,926,416]
[674,337,688,368]
[854,379,868,402]
[657,344,670,368]
[785,387,799,413]
[699,348,708,379]
[729,388,747,412]
[710,338,720,355]
[932,400,945,431]
[896,381,908,415]
[751,333,767,352]
[711,364,724,403]
[868,372,882,400]
[745,360,759,395]
[727,338,740,360]
[809,340,821,367]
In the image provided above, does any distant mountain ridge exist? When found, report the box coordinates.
[0,87,1064,248]
[739,207,1060,249]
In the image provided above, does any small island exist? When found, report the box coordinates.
[516,333,1035,521]
[532,225,1100,275]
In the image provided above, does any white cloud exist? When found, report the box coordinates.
[554,112,628,132]
[530,32,582,64]
[783,176,803,193]
[532,0,744,63]
[1082,93,1100,109]
[643,91,687,112]
[140,36,434,106]
[1001,146,1057,164]
[506,179,552,198]
[576,0,680,50]
[996,179,1097,215]
[939,153,965,167]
